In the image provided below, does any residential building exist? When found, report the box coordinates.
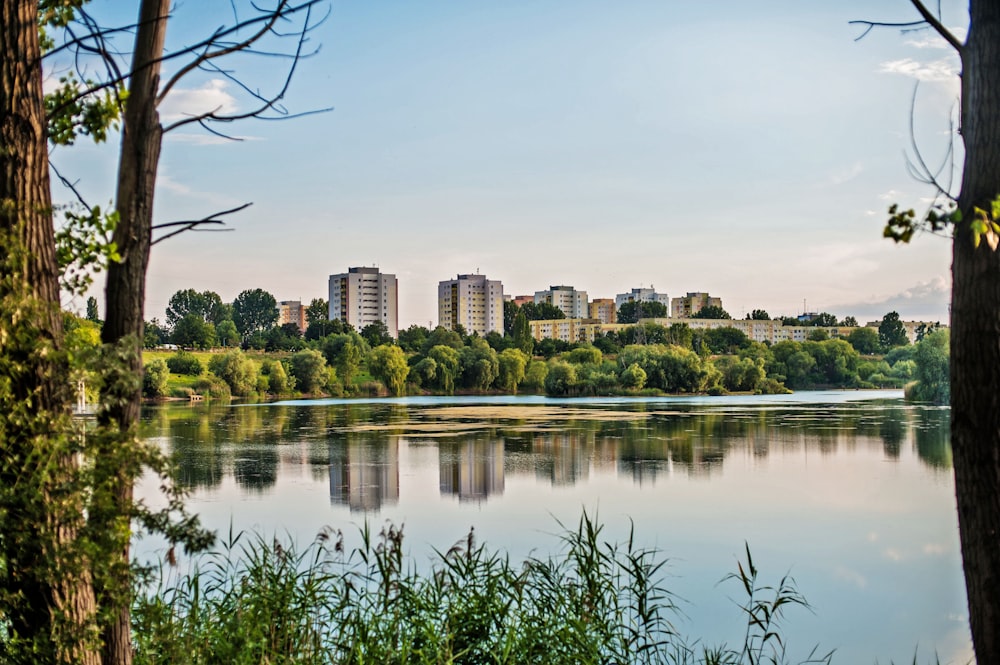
[589,298,617,324]
[534,285,588,319]
[614,287,670,314]
[328,266,399,337]
[438,273,505,336]
[276,300,306,333]
[671,292,723,318]
[511,295,534,308]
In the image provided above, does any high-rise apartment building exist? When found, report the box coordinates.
[615,287,670,314]
[277,300,306,333]
[438,273,504,336]
[328,267,399,337]
[534,285,588,319]
[671,292,723,318]
[589,298,617,324]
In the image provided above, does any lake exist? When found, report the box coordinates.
[138,390,970,663]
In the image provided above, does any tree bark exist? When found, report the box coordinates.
[0,2,100,663]
[95,2,169,664]
[950,1,1000,662]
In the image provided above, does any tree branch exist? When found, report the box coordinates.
[151,203,251,245]
[909,0,964,53]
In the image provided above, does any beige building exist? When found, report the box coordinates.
[328,266,399,337]
[589,298,617,324]
[438,273,505,336]
[615,287,670,313]
[671,292,723,318]
[534,285,589,318]
[276,300,306,333]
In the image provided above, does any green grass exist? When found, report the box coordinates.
[132,514,832,665]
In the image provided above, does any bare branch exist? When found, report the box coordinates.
[850,1,963,53]
[908,0,963,53]
[849,19,925,42]
[151,203,251,245]
[903,82,958,201]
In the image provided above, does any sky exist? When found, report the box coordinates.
[52,0,968,328]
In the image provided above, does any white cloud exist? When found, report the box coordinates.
[834,565,868,589]
[829,162,863,186]
[904,27,967,49]
[833,275,950,322]
[159,79,239,123]
[879,57,959,82]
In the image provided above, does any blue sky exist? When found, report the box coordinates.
[54,0,967,327]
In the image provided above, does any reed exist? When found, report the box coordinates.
[132,515,831,665]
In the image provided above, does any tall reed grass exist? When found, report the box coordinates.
[132,515,831,665]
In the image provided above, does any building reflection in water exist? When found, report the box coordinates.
[439,439,504,502]
[328,435,400,512]
[531,432,593,485]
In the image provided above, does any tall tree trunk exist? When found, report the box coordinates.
[0,2,100,664]
[950,1,1000,662]
[95,1,169,664]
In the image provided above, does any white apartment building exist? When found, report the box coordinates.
[534,285,589,319]
[615,287,670,313]
[328,267,399,337]
[438,273,504,336]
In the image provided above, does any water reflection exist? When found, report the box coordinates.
[142,397,952,505]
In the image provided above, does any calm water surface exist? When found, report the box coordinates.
[139,390,969,663]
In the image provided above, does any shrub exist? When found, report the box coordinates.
[208,350,259,397]
[288,349,330,394]
[142,359,169,397]
[166,350,203,376]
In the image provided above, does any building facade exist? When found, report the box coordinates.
[614,287,670,313]
[670,292,723,318]
[438,273,504,336]
[328,267,399,337]
[534,285,589,319]
[277,300,306,333]
[589,298,617,324]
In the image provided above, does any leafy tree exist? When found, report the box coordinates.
[144,318,168,349]
[703,327,750,354]
[807,328,830,342]
[747,309,770,320]
[288,349,330,394]
[233,288,279,340]
[398,324,430,352]
[86,295,101,323]
[521,301,565,320]
[360,320,394,347]
[368,344,409,396]
[142,359,170,397]
[841,316,859,327]
[172,313,217,350]
[165,289,226,328]
[421,326,464,353]
[166,351,203,376]
[544,360,578,396]
[567,344,603,365]
[691,304,731,319]
[261,359,293,395]
[619,362,647,390]
[305,318,349,341]
[878,311,908,350]
[593,333,620,355]
[617,300,668,324]
[906,329,950,405]
[305,298,329,324]
[459,338,499,390]
[427,345,461,394]
[806,312,838,327]
[322,333,366,387]
[265,323,306,352]
[847,327,880,355]
[208,350,260,397]
[409,356,437,388]
[216,319,240,347]
[522,359,549,392]
[503,300,520,334]
[510,309,534,356]
[497,348,528,393]
[717,356,766,393]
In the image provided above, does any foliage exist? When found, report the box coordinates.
[619,362,647,390]
[522,360,549,392]
[144,318,168,349]
[261,359,294,395]
[322,333,367,387]
[233,288,279,340]
[747,309,770,320]
[54,203,120,295]
[617,300,668,324]
[878,311,909,350]
[691,305,731,320]
[905,329,950,405]
[367,345,409,396]
[208,350,260,397]
[305,318,350,341]
[216,319,241,347]
[171,313,217,350]
[566,344,602,365]
[421,326,464,353]
[846,327,880,355]
[521,301,566,321]
[459,338,499,391]
[703,327,751,355]
[496,348,528,393]
[426,345,460,394]
[166,289,227,328]
[142,359,170,397]
[398,324,430,352]
[360,320,394,348]
[510,309,534,356]
[166,351,203,376]
[288,349,330,395]
[305,298,329,324]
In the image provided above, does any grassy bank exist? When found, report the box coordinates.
[133,515,830,665]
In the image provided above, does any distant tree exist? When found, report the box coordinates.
[398,325,430,353]
[216,320,240,347]
[262,359,293,395]
[166,351,203,376]
[567,345,602,365]
[878,311,909,350]
[906,329,950,405]
[305,318,348,341]
[510,310,534,356]
[503,300,520,334]
[497,348,528,393]
[427,345,461,394]
[841,316,859,327]
[459,338,499,390]
[322,334,366,386]
[801,312,837,327]
[484,330,511,352]
[305,298,329,324]
[209,350,260,397]
[666,323,694,349]
[807,328,830,342]
[144,318,168,349]
[544,360,578,396]
[368,345,409,396]
[288,349,329,394]
[592,333,620,355]
[521,302,566,321]
[691,305,731,320]
[265,324,306,352]
[703,327,750,354]
[360,320,394,347]
[172,313,217,350]
[619,363,647,390]
[166,289,227,327]
[421,326,463,353]
[86,296,101,323]
[233,288,278,340]
[143,359,170,397]
[847,327,880,355]
[617,300,668,324]
[747,309,770,320]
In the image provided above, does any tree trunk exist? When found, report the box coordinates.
[950,2,1000,662]
[0,2,100,663]
[95,2,169,664]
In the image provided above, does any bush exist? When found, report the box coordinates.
[288,349,330,395]
[166,350,203,376]
[194,376,231,399]
[142,359,169,397]
[208,350,259,397]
